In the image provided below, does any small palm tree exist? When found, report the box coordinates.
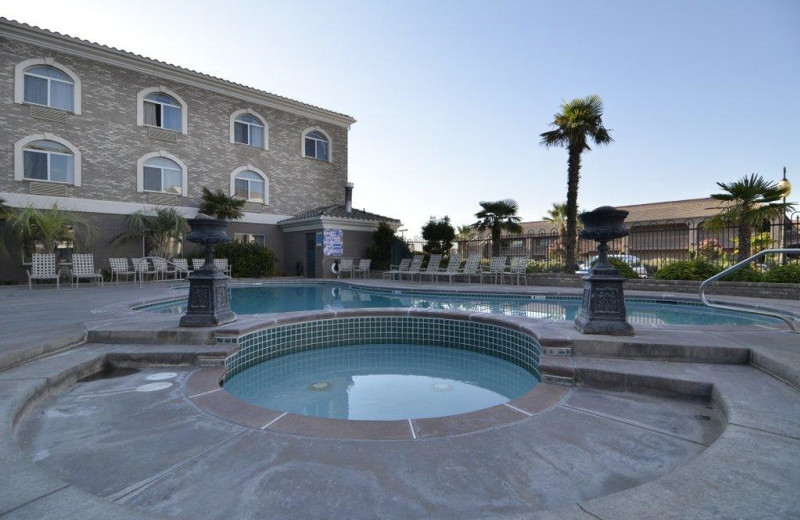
[474,200,523,257]
[543,202,569,236]
[540,94,613,272]
[198,187,245,220]
[9,204,91,261]
[113,207,188,258]
[707,173,794,262]
[456,225,476,241]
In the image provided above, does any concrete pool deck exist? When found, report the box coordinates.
[0,279,799,518]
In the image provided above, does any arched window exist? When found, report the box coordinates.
[230,166,269,205]
[302,128,331,162]
[136,87,188,134]
[233,113,265,148]
[23,140,74,183]
[14,134,82,186]
[24,66,74,111]
[142,157,183,194]
[14,59,82,114]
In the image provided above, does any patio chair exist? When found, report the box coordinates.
[109,258,135,284]
[382,258,412,280]
[132,258,158,282]
[27,253,60,290]
[416,254,443,283]
[214,258,232,276]
[423,253,461,284]
[337,258,354,278]
[71,254,104,287]
[454,255,481,283]
[192,258,207,271]
[503,257,529,286]
[172,258,190,279]
[481,257,508,284]
[397,255,424,282]
[152,257,178,280]
[353,259,372,278]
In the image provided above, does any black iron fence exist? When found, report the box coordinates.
[406,212,800,274]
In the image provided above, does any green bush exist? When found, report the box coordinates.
[654,260,720,281]
[366,222,407,270]
[720,267,763,282]
[211,242,278,278]
[763,264,800,283]
[587,258,639,279]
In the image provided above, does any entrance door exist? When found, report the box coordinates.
[305,233,316,278]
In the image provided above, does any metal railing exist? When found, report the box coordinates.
[699,248,800,332]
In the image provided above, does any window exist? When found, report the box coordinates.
[24,66,74,111]
[143,93,182,131]
[14,134,82,186]
[142,157,183,194]
[15,59,81,114]
[233,114,264,147]
[303,130,330,161]
[235,233,265,247]
[234,170,266,203]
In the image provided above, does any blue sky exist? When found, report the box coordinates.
[4,0,798,238]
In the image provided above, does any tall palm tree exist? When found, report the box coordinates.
[198,187,245,220]
[474,200,522,257]
[707,173,793,262]
[540,94,613,272]
[113,207,188,258]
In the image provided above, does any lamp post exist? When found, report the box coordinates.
[777,167,792,265]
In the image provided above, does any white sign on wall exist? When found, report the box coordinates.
[323,228,343,257]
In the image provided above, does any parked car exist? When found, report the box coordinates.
[577,254,648,278]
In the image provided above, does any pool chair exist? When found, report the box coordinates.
[416,254,443,283]
[454,256,481,283]
[152,257,181,280]
[71,254,104,287]
[192,258,206,271]
[481,257,508,284]
[172,258,190,279]
[397,255,424,282]
[132,258,158,282]
[503,257,529,286]
[27,253,60,290]
[337,258,354,278]
[382,258,411,280]
[353,259,372,278]
[214,258,232,276]
[422,253,461,284]
[109,258,135,284]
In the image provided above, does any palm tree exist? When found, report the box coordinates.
[113,207,188,258]
[0,198,11,260]
[706,173,793,262]
[543,202,569,236]
[198,187,245,220]
[474,200,522,257]
[540,94,613,272]
[456,225,476,241]
[9,204,91,261]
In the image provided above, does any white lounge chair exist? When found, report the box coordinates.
[416,254,442,283]
[398,255,424,282]
[27,253,59,290]
[504,257,528,285]
[152,257,179,280]
[383,258,411,280]
[172,258,190,279]
[71,254,103,287]
[192,258,206,271]
[214,258,232,276]
[132,258,157,282]
[454,256,481,283]
[109,258,135,284]
[353,259,371,278]
[422,253,461,284]
[481,257,508,284]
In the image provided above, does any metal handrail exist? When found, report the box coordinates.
[137,256,190,287]
[699,248,800,332]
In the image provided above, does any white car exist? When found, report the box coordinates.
[577,254,648,278]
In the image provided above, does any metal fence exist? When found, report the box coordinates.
[406,212,800,274]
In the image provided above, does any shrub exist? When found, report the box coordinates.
[211,242,278,278]
[606,258,639,279]
[366,222,408,270]
[720,267,763,282]
[763,264,800,283]
[654,260,720,281]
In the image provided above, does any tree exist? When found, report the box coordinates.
[540,94,613,272]
[543,202,569,236]
[198,187,246,220]
[9,204,92,261]
[706,173,793,262]
[421,216,455,256]
[0,198,9,225]
[113,207,188,258]
[474,200,522,257]
[456,224,476,241]
[365,222,408,270]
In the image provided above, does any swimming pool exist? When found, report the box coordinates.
[139,283,782,327]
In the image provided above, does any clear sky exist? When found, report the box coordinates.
[4,0,798,238]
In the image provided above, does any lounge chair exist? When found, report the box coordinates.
[422,253,461,284]
[353,259,371,278]
[132,258,158,282]
[172,258,190,279]
[214,258,232,276]
[152,257,181,280]
[27,253,59,290]
[337,258,354,278]
[481,257,508,284]
[397,255,424,282]
[109,258,135,284]
[454,256,481,283]
[71,254,104,287]
[504,257,528,285]
[416,254,443,283]
[382,258,411,280]
[192,258,206,271]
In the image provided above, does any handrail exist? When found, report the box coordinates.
[699,248,800,332]
[137,256,190,287]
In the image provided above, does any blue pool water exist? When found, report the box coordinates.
[223,344,538,420]
[142,284,781,327]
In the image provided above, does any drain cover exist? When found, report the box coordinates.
[136,382,173,392]
[430,383,454,392]
[309,382,333,391]
[146,372,178,381]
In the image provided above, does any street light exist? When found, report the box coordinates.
[777,167,792,264]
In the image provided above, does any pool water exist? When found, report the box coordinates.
[144,284,781,327]
[223,344,538,420]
